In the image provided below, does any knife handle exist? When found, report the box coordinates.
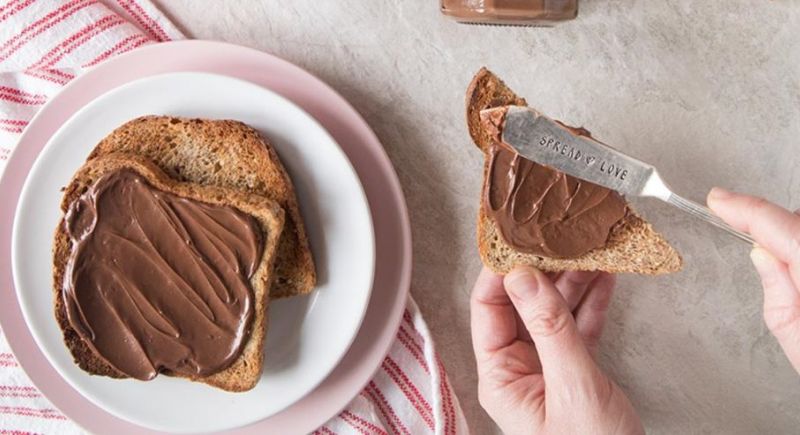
[665,193,756,245]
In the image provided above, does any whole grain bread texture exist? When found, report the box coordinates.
[88,116,315,298]
[467,68,682,274]
[53,154,285,392]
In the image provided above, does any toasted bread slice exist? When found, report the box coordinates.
[53,154,284,392]
[467,68,682,274]
[88,116,315,298]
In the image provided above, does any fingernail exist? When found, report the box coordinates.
[750,247,777,273]
[709,187,734,200]
[505,266,540,297]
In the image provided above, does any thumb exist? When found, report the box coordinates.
[504,266,599,386]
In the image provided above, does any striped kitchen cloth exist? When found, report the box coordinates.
[0,1,468,434]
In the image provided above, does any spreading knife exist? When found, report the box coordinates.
[483,105,755,245]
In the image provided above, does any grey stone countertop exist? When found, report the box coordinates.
[152,1,800,433]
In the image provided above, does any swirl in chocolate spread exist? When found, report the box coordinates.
[482,110,628,258]
[62,169,263,380]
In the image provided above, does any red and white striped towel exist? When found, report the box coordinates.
[0,1,468,434]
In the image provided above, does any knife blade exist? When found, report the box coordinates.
[485,105,755,244]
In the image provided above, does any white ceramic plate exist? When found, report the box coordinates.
[11,72,375,433]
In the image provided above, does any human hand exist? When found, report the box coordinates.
[470,266,643,435]
[708,188,800,374]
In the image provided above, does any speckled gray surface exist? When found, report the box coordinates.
[151,1,800,433]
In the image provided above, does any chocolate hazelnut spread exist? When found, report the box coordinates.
[62,169,263,380]
[482,114,628,258]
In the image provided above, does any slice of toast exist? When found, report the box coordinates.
[87,116,315,298]
[467,68,682,274]
[53,154,285,392]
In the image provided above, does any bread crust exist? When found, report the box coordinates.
[53,154,285,391]
[467,68,682,274]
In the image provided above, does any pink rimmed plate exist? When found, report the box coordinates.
[0,40,411,434]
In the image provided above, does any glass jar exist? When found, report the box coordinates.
[441,0,578,26]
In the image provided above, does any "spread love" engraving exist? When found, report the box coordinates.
[538,135,628,181]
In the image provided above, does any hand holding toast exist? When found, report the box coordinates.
[708,188,800,374]
[470,266,644,435]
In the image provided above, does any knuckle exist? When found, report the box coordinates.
[526,306,571,337]
[749,197,772,215]
[481,346,531,385]
[588,290,614,312]
[563,273,593,289]
[582,327,604,348]
[483,357,513,384]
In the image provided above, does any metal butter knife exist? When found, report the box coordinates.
[488,106,755,245]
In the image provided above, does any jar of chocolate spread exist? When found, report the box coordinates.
[441,0,578,26]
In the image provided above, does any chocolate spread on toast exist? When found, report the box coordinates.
[62,169,263,380]
[482,110,628,258]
